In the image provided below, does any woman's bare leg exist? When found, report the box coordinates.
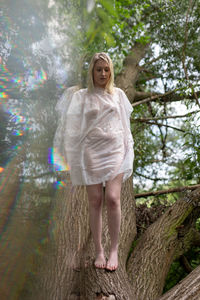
[105,173,123,271]
[86,183,106,268]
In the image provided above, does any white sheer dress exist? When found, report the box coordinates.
[53,86,134,186]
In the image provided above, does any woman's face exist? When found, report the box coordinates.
[93,59,111,88]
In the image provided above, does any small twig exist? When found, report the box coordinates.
[133,110,200,122]
[135,120,185,133]
[135,171,168,182]
[140,54,164,67]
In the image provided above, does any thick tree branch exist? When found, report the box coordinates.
[174,210,200,259]
[132,89,200,107]
[134,184,200,198]
[132,89,176,107]
[134,90,159,100]
[158,265,200,300]
[127,187,200,300]
[115,42,149,101]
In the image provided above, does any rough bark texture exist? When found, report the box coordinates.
[32,175,200,300]
[115,43,149,102]
[127,189,200,300]
[32,174,136,300]
[134,184,200,198]
[158,264,200,300]
[79,176,136,300]
[33,174,90,300]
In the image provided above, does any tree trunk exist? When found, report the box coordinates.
[33,170,200,300]
[32,174,137,300]
[115,42,149,102]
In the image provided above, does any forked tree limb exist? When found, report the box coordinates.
[127,187,200,300]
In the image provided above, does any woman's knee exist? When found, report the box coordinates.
[89,194,103,209]
[106,192,120,209]
[86,186,103,209]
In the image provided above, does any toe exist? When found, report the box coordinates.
[106,263,118,271]
[95,260,106,269]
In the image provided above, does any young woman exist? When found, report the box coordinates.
[54,52,134,271]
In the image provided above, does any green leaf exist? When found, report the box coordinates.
[99,0,118,18]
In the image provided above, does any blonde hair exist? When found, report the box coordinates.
[87,52,114,94]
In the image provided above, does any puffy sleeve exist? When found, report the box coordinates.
[118,87,134,148]
[119,88,133,118]
[64,90,88,183]
[64,91,84,157]
[53,86,79,158]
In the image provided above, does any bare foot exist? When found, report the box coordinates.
[94,252,106,269]
[106,250,118,271]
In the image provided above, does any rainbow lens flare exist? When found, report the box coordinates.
[0,167,4,173]
[0,97,33,137]
[11,145,22,151]
[53,180,67,189]
[0,92,9,99]
[48,147,70,172]
[12,130,24,136]
[0,58,48,97]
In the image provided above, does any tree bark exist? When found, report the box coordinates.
[158,264,200,300]
[126,188,200,300]
[32,174,137,300]
[134,184,200,198]
[33,173,200,300]
[115,42,149,102]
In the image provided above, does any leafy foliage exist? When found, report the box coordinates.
[164,246,200,293]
